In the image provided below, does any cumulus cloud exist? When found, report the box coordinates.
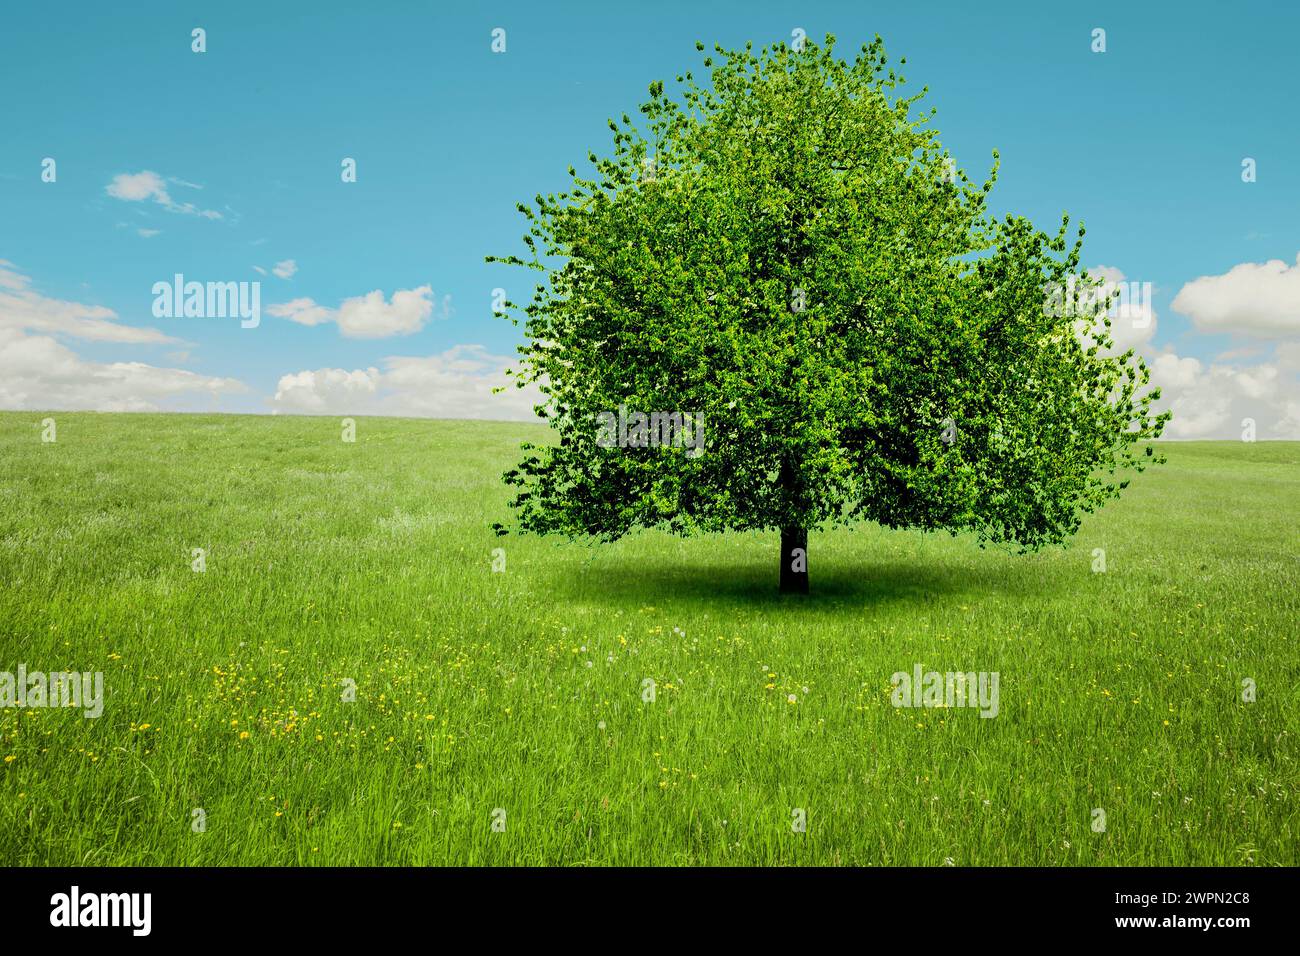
[106,170,223,220]
[270,345,540,420]
[265,297,334,327]
[0,327,246,411]
[272,259,297,279]
[0,261,247,412]
[1171,253,1300,337]
[272,367,381,413]
[1275,341,1300,371]
[1148,352,1202,390]
[1056,261,1295,438]
[0,260,175,344]
[268,285,447,338]
[1148,347,1300,439]
[336,286,434,337]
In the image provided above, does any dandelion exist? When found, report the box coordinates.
[239,731,250,740]
[3,755,14,763]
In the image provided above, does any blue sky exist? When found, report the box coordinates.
[2,0,1298,436]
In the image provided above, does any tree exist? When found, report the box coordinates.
[488,34,1169,594]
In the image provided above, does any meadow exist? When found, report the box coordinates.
[0,412,1296,865]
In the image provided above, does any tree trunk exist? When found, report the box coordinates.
[779,526,809,595]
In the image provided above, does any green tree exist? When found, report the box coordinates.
[489,35,1169,594]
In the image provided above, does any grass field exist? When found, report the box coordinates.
[0,412,1296,866]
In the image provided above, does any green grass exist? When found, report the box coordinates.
[0,412,1296,866]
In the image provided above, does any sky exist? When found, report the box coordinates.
[2,0,1298,437]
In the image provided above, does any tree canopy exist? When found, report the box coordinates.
[488,34,1169,592]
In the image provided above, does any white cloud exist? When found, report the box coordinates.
[0,261,175,344]
[137,228,161,238]
[106,171,167,202]
[0,326,246,412]
[1148,347,1300,439]
[1215,345,1266,362]
[106,170,223,220]
[265,297,334,327]
[1171,253,1300,337]
[270,345,540,420]
[336,286,433,338]
[272,367,381,413]
[0,260,32,291]
[1067,262,1300,438]
[272,259,297,280]
[1149,352,1202,390]
[268,285,443,338]
[1275,342,1300,371]
[0,261,247,412]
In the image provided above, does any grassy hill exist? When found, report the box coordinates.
[0,412,1296,865]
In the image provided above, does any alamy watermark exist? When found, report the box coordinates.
[596,404,705,457]
[50,886,150,936]
[1043,275,1152,329]
[1,665,104,718]
[891,664,999,718]
[152,273,260,328]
